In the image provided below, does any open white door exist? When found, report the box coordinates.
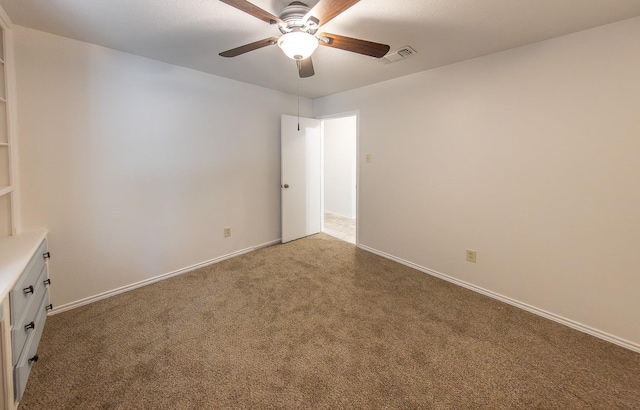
[281,114,322,243]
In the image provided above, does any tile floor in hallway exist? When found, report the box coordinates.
[323,212,355,244]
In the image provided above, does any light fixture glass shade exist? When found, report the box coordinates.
[277,32,319,60]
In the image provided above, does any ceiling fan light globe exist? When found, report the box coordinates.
[277,31,318,60]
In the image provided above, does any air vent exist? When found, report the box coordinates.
[378,46,417,64]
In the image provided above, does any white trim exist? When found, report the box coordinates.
[320,120,325,234]
[0,5,13,30]
[50,239,281,315]
[323,210,354,220]
[315,110,360,121]
[0,8,20,236]
[357,243,640,354]
[4,21,20,235]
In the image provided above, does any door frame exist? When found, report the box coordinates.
[317,111,360,245]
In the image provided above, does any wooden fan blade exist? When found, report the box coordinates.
[304,0,360,27]
[297,57,315,78]
[219,37,279,57]
[219,0,284,25]
[318,32,390,58]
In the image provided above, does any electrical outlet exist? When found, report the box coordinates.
[365,153,372,163]
[466,249,477,263]
[224,227,231,238]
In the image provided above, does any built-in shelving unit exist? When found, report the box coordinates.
[0,8,31,409]
[0,15,16,238]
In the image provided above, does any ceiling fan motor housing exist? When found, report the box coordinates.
[278,1,317,34]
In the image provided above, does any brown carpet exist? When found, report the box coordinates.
[19,234,640,409]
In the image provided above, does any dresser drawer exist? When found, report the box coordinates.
[11,268,49,365]
[14,296,49,402]
[9,239,48,325]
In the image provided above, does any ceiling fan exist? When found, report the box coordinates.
[218,0,391,78]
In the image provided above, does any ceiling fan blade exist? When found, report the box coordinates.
[318,32,390,58]
[297,57,315,78]
[219,37,279,57]
[304,0,360,27]
[219,0,284,25]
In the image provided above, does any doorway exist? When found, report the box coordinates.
[321,115,357,244]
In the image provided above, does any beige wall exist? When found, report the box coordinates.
[314,17,640,349]
[14,27,313,308]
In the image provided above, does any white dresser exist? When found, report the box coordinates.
[0,230,50,409]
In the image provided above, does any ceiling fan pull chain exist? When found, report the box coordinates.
[297,75,300,131]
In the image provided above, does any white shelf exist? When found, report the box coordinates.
[0,20,17,240]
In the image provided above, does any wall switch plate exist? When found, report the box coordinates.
[224,227,231,237]
[466,249,477,263]
[365,153,372,163]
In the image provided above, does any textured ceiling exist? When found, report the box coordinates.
[1,0,640,98]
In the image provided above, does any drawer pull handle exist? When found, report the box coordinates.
[44,278,51,286]
[23,285,34,295]
[46,304,53,312]
[28,354,39,365]
[43,252,51,260]
[24,322,35,331]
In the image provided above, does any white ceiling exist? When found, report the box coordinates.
[1,0,640,98]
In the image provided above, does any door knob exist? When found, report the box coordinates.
[283,184,289,189]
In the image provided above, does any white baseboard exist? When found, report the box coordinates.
[51,239,281,315]
[357,244,640,354]
[324,210,355,220]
